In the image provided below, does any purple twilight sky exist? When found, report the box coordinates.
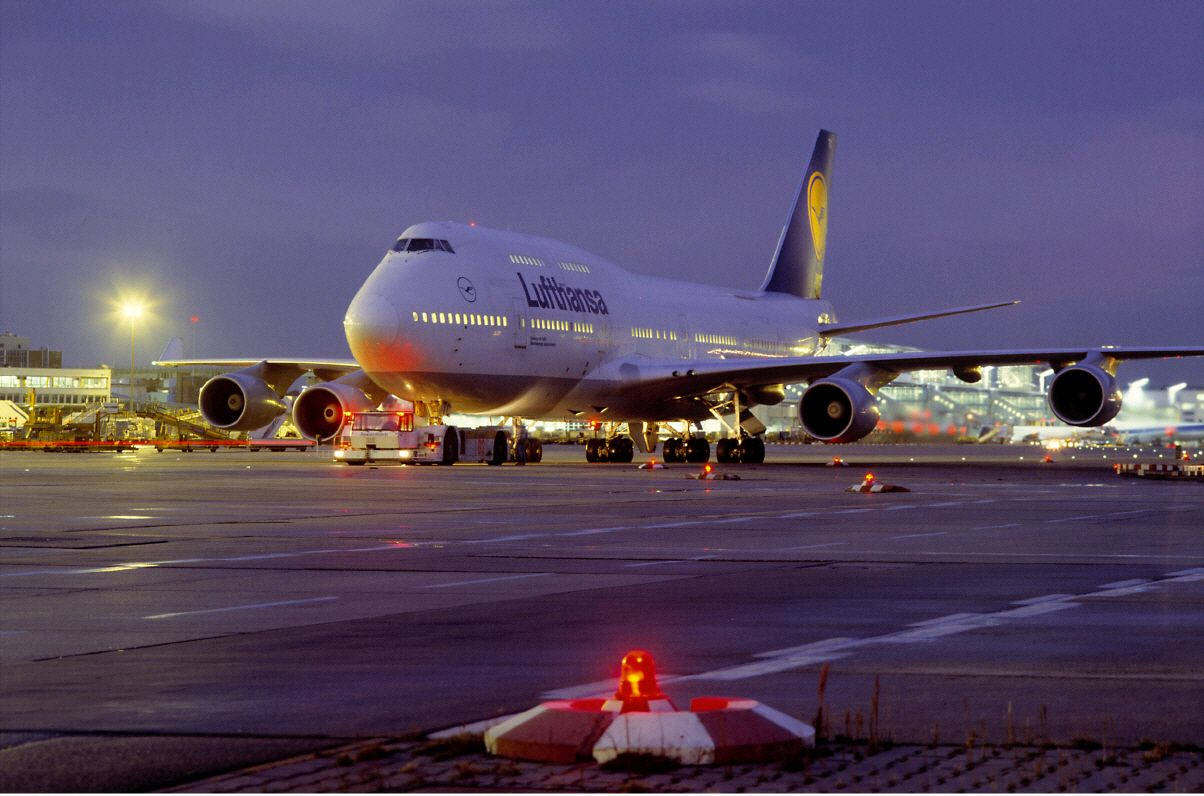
[1,0,1201,386]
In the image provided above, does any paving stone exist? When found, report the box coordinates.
[168,739,1204,793]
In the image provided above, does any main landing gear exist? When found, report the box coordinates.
[660,436,710,463]
[715,435,765,464]
[585,435,634,463]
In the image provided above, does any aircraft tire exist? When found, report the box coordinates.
[685,437,710,463]
[488,432,507,465]
[662,437,683,463]
[608,436,634,463]
[528,438,543,463]
[716,437,737,463]
[739,436,765,464]
[441,428,459,466]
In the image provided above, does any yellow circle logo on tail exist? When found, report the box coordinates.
[807,172,828,262]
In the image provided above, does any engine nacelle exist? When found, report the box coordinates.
[198,372,287,431]
[1047,364,1123,426]
[745,384,786,406]
[799,377,881,443]
[292,382,376,441]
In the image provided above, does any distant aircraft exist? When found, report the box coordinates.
[158,131,1204,463]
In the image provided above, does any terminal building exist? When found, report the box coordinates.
[0,333,111,407]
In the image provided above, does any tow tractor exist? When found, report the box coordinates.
[334,408,510,466]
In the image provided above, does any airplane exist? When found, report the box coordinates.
[157,130,1204,464]
[1009,420,1204,445]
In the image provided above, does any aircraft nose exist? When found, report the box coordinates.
[344,290,401,366]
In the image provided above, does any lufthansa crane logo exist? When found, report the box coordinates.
[807,172,828,262]
[457,276,477,303]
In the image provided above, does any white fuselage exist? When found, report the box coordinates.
[344,221,834,421]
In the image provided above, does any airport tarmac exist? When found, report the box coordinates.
[1,443,1201,791]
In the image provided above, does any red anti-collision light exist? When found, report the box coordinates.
[614,649,667,707]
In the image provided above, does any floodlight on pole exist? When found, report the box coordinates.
[120,300,146,407]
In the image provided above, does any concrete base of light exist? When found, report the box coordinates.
[846,481,909,493]
[484,699,617,764]
[485,697,813,766]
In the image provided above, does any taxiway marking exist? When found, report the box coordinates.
[423,573,552,589]
[542,569,1204,694]
[145,596,338,620]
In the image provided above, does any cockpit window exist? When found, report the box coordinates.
[391,238,455,253]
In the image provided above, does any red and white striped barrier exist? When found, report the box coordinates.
[484,650,813,766]
[1114,462,1204,481]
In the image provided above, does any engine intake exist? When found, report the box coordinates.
[799,377,881,443]
[292,382,376,441]
[1047,364,1122,426]
[198,373,286,431]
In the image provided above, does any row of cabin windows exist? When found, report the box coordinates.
[530,318,569,332]
[407,309,789,353]
[412,311,508,327]
[631,327,678,341]
[526,317,596,334]
[695,332,738,346]
[509,254,544,266]
[392,238,455,253]
[559,261,590,273]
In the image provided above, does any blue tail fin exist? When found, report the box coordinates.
[760,130,836,299]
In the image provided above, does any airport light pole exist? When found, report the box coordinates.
[120,300,144,408]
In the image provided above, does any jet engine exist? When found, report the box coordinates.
[799,377,881,443]
[198,372,287,431]
[1047,364,1122,426]
[292,382,376,441]
[744,384,786,406]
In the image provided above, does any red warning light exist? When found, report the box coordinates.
[864,472,875,483]
[189,315,199,324]
[702,463,714,475]
[614,649,666,711]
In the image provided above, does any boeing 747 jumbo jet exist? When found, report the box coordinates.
[160,131,1204,464]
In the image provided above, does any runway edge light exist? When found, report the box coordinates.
[482,650,814,766]
[847,472,910,493]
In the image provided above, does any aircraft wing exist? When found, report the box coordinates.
[608,346,1204,401]
[153,358,360,382]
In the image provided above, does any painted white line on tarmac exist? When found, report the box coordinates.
[891,531,946,540]
[466,533,548,544]
[973,522,1020,530]
[770,542,848,552]
[423,573,552,589]
[145,596,338,620]
[0,544,404,578]
[547,570,1203,690]
[639,521,698,529]
[1164,568,1204,583]
[560,526,632,536]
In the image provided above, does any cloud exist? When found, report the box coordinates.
[164,0,581,59]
